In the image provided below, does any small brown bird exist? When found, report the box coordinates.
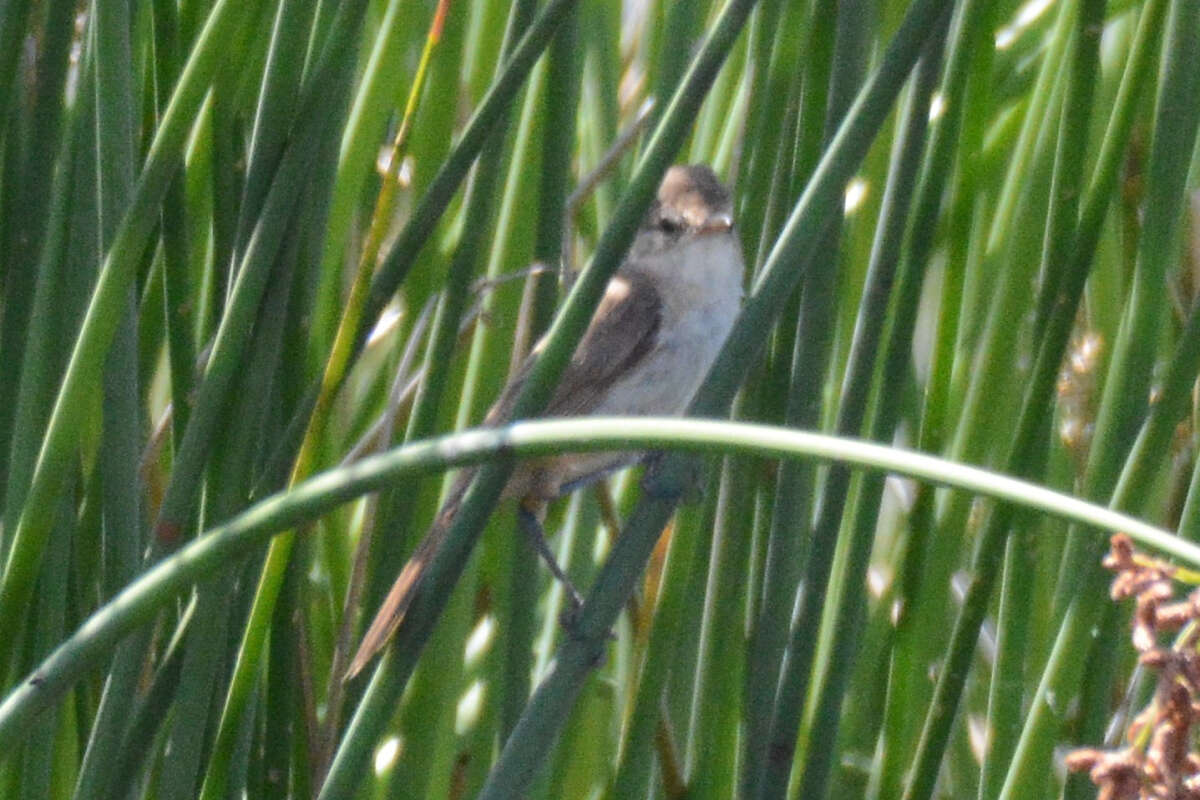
[346,164,744,679]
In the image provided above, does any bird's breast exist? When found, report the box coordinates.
[593,285,740,417]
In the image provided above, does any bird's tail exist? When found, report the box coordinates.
[344,472,473,680]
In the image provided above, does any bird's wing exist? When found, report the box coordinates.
[345,272,662,680]
[485,269,663,423]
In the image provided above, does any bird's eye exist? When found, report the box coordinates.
[657,216,684,234]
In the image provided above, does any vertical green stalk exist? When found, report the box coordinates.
[0,0,254,681]
[903,0,1183,794]
[359,0,584,337]
[19,487,75,800]
[943,0,1074,472]
[879,5,996,783]
[154,0,197,446]
[199,226,312,800]
[380,3,538,795]
[0,0,74,510]
[976,513,1039,800]
[190,8,376,798]
[997,0,1200,794]
[151,0,362,544]
[1016,5,1104,800]
[492,2,579,746]
[324,2,765,795]
[474,0,949,795]
[1,23,92,547]
[233,0,318,259]
[690,458,757,800]
[0,0,33,154]
[309,0,433,364]
[733,0,796,267]
[70,1,143,797]
[783,17,950,800]
[868,0,1002,791]
[741,0,855,784]
[750,0,876,794]
[368,0,534,608]
[649,0,706,119]
[608,469,717,799]
[231,4,449,744]
[94,0,140,616]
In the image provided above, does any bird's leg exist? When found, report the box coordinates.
[516,499,584,620]
[591,481,623,539]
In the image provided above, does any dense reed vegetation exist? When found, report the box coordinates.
[1,0,1199,797]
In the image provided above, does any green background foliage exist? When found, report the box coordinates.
[0,0,1198,797]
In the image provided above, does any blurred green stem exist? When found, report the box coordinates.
[998,0,1200,794]
[0,0,255,681]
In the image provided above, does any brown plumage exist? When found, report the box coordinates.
[345,165,743,679]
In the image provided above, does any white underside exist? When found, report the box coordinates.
[551,233,744,489]
[595,232,743,416]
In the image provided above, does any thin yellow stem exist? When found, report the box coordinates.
[291,0,453,485]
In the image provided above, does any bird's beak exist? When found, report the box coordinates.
[698,212,734,235]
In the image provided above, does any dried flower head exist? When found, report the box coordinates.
[1068,535,1200,799]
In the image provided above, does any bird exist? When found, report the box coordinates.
[345,164,744,679]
